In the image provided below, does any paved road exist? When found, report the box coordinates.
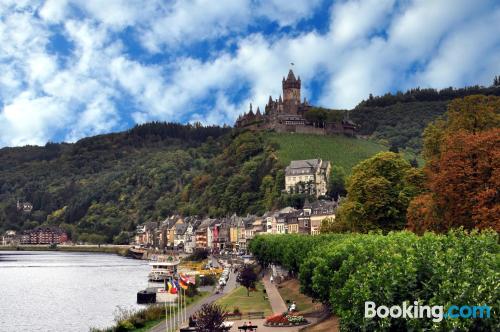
[149,257,237,332]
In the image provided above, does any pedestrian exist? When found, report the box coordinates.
[270,275,274,283]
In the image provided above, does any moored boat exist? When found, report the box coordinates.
[148,255,180,282]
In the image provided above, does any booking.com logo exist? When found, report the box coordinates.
[365,301,491,322]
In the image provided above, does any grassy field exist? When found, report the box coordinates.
[276,279,320,315]
[266,132,421,173]
[216,282,272,315]
[265,133,388,173]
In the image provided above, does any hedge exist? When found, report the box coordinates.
[248,230,499,331]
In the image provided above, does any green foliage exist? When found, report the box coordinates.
[337,152,424,232]
[328,165,346,198]
[0,123,230,240]
[236,265,258,296]
[303,108,345,127]
[185,248,209,262]
[249,231,499,331]
[351,101,448,151]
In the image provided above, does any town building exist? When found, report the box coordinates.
[285,159,331,197]
[20,227,68,245]
[235,70,357,136]
[302,199,338,235]
[1,230,18,246]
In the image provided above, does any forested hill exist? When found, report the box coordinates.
[0,121,391,243]
[0,123,232,243]
[350,84,500,151]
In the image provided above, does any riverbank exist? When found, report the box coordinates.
[0,244,130,256]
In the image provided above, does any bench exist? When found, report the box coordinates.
[247,311,265,319]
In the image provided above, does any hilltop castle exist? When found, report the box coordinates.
[235,70,357,136]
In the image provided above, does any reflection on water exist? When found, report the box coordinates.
[0,251,149,332]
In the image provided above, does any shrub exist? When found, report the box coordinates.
[250,230,499,331]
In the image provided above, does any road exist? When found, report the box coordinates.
[149,256,237,332]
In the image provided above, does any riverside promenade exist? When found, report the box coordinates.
[149,256,237,332]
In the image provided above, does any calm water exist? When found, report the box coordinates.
[0,251,150,332]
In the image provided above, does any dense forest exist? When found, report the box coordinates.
[350,83,500,151]
[0,123,233,243]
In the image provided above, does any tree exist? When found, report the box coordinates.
[407,95,500,233]
[337,152,424,232]
[237,265,258,296]
[327,165,347,199]
[408,129,500,233]
[319,216,350,233]
[194,303,228,332]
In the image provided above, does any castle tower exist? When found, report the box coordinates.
[282,70,301,114]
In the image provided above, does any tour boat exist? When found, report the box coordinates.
[148,255,180,282]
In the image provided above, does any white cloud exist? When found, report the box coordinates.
[1,0,499,147]
[0,93,69,146]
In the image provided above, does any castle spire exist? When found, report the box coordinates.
[279,95,282,103]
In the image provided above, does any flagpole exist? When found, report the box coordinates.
[178,284,181,328]
[164,278,168,332]
[164,300,168,332]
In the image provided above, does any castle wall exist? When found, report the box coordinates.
[294,126,326,135]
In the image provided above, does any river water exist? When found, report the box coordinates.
[0,251,150,332]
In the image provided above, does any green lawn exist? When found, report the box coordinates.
[276,279,318,314]
[216,282,272,315]
[265,132,420,173]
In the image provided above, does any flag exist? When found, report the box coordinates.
[181,273,195,285]
[170,280,178,294]
[180,273,189,284]
[179,279,188,290]
[167,281,173,292]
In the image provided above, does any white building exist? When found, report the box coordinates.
[285,159,331,197]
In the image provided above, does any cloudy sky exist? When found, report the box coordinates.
[0,0,499,147]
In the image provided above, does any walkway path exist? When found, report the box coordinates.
[261,272,288,313]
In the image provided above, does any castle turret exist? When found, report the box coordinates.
[282,69,301,114]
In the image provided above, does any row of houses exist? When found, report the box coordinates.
[1,227,68,245]
[134,199,337,253]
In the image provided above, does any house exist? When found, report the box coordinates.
[135,221,158,247]
[183,218,200,253]
[196,218,215,249]
[174,223,188,249]
[212,220,231,252]
[303,199,337,235]
[284,210,301,234]
[20,227,68,245]
[1,230,18,246]
[285,159,331,197]
[276,207,297,234]
[239,215,256,252]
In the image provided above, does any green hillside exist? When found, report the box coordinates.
[266,132,391,173]
[0,125,418,242]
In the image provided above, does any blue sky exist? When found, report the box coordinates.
[0,0,499,147]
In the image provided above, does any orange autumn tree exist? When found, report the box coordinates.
[407,95,500,233]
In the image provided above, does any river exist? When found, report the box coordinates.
[0,251,150,332]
